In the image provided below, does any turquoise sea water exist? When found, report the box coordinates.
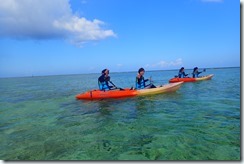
[0,68,240,160]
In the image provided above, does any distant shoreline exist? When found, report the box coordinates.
[0,66,240,79]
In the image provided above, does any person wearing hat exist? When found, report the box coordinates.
[192,67,202,78]
[135,68,156,90]
[178,67,188,78]
[98,69,115,91]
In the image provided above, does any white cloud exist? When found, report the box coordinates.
[201,0,223,2]
[146,58,183,68]
[0,0,116,45]
[53,17,116,44]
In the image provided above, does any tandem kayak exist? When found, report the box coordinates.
[169,74,214,83]
[76,82,183,100]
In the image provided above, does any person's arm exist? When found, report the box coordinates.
[144,79,149,82]
[197,71,202,75]
[104,75,110,81]
[106,76,114,87]
[183,72,188,77]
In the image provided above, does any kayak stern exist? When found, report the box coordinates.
[137,82,183,96]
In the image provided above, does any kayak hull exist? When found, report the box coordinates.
[195,74,214,81]
[169,74,214,83]
[75,88,137,100]
[137,82,183,96]
[76,82,183,100]
[169,77,196,83]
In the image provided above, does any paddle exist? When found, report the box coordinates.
[149,76,153,84]
[175,73,189,78]
[198,68,206,75]
[146,76,157,88]
[109,81,124,90]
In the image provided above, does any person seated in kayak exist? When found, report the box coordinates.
[178,67,188,78]
[192,67,203,78]
[98,69,116,91]
[135,68,156,90]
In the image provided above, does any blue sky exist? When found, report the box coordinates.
[0,0,240,77]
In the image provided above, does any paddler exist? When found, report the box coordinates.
[98,69,116,91]
[192,67,205,78]
[178,67,188,78]
[135,68,156,90]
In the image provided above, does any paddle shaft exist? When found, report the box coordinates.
[109,81,124,90]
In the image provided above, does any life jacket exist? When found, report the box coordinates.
[98,81,109,91]
[98,75,110,91]
[178,72,183,78]
[192,71,198,78]
[135,76,145,89]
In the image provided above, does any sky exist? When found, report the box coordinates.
[0,0,240,77]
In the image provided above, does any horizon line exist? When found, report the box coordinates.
[0,66,240,79]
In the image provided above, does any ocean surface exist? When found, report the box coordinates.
[0,67,240,160]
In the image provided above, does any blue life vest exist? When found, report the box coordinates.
[178,72,183,78]
[193,72,198,78]
[98,81,110,91]
[135,76,145,89]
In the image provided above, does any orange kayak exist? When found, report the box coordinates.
[76,82,183,100]
[76,88,137,100]
[169,74,214,83]
[169,77,196,83]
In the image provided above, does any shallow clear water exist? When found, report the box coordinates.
[0,68,240,160]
